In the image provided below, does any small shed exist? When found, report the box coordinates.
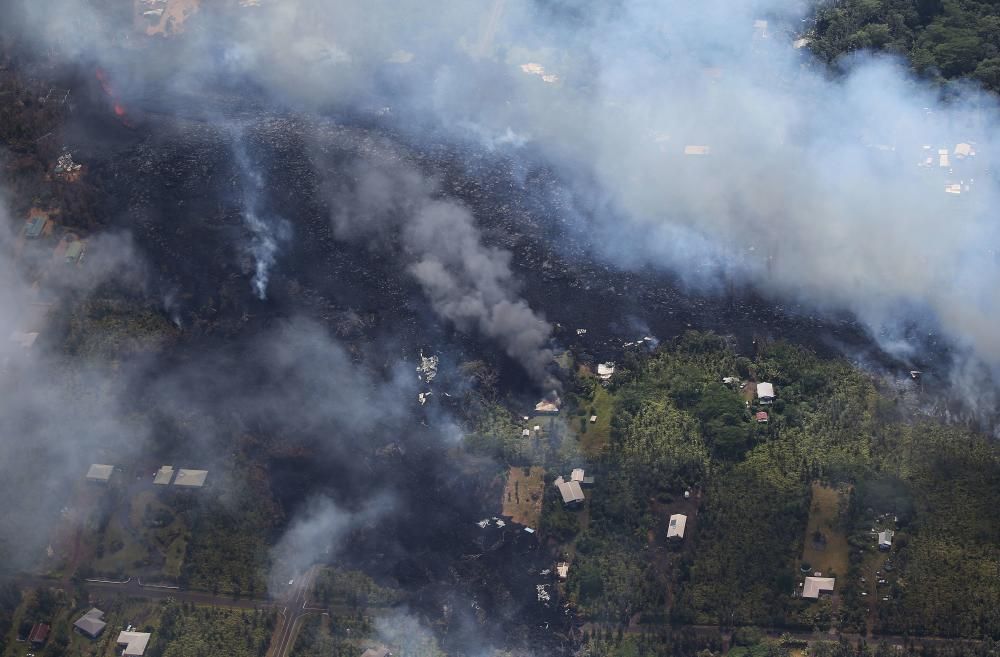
[667,514,687,539]
[755,411,769,423]
[589,415,597,423]
[571,468,585,483]
[153,465,175,485]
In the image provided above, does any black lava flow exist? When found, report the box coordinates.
[55,70,945,655]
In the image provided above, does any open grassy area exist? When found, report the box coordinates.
[90,515,146,579]
[579,384,614,458]
[800,483,850,579]
[502,466,546,528]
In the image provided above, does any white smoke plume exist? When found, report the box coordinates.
[320,155,555,386]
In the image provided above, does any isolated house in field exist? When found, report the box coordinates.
[802,576,835,599]
[667,514,687,540]
[534,399,560,415]
[153,465,175,485]
[756,382,775,404]
[878,529,894,551]
[117,631,151,657]
[28,622,50,647]
[73,609,107,639]
[86,464,114,483]
[173,469,208,488]
[597,362,616,380]
[554,477,585,507]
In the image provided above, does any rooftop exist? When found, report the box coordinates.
[117,631,152,657]
[174,469,208,488]
[756,382,775,399]
[534,399,560,414]
[28,623,50,644]
[556,479,585,505]
[802,576,835,599]
[86,464,114,482]
[73,609,106,638]
[153,465,175,485]
[667,513,687,539]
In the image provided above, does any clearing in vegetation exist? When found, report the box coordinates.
[801,482,850,578]
[502,466,545,528]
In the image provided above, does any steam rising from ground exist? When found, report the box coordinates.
[319,156,554,386]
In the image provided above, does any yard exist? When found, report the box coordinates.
[501,466,546,528]
[573,367,616,458]
[800,483,850,579]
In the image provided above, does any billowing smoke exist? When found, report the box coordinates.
[319,156,554,386]
[267,495,392,594]
[230,127,291,300]
[0,188,151,571]
[11,0,1000,397]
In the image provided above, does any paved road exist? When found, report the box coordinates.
[15,575,273,610]
[267,566,324,657]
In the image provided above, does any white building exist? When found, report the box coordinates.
[597,362,616,380]
[756,382,775,403]
[878,529,894,551]
[802,576,835,599]
[86,464,114,483]
[174,469,208,488]
[153,465,174,485]
[667,514,687,539]
[117,631,151,657]
[571,468,585,483]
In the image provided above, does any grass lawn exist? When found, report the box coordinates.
[573,372,615,458]
[501,466,545,528]
[129,491,189,581]
[90,515,147,578]
[800,483,850,578]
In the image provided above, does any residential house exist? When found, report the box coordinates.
[28,623,50,647]
[73,609,107,639]
[802,576,835,599]
[756,382,775,404]
[117,631,151,657]
[554,477,585,507]
[878,530,894,551]
[86,464,114,483]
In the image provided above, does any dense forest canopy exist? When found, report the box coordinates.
[810,0,1000,90]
